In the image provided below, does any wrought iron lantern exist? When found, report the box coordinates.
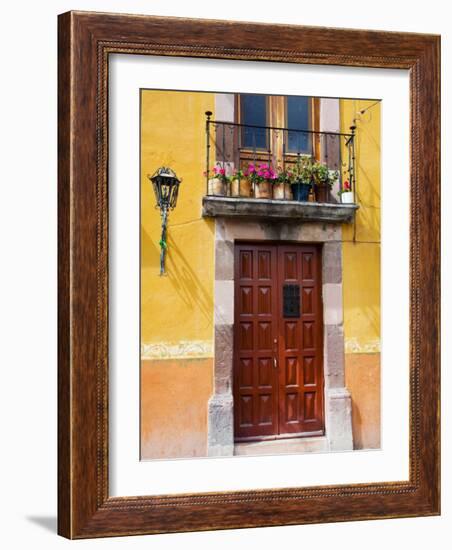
[148,167,181,275]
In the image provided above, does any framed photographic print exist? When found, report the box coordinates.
[58,11,440,538]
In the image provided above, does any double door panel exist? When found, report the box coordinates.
[234,243,324,441]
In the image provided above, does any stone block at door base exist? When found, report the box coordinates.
[207,393,234,456]
[327,387,354,451]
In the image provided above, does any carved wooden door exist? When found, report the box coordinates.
[234,243,324,441]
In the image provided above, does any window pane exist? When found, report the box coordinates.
[287,96,311,154]
[240,94,268,149]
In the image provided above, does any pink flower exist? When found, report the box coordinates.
[219,168,226,175]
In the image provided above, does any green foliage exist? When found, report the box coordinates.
[276,167,295,184]
[227,168,245,182]
[312,162,338,187]
[289,157,338,187]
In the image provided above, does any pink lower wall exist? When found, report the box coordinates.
[141,358,213,459]
[345,353,381,450]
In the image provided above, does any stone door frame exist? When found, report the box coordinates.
[207,218,353,456]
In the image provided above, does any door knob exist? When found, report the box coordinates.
[273,357,278,369]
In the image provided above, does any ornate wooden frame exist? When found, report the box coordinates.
[58,11,440,538]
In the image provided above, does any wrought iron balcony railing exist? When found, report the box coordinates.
[204,111,356,205]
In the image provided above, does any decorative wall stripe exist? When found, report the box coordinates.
[141,340,214,360]
[345,338,381,354]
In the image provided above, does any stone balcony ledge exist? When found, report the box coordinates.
[202,196,359,223]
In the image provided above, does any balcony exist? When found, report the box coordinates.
[202,196,358,223]
[201,114,358,224]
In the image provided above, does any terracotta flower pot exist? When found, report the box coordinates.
[315,183,331,203]
[230,177,252,197]
[254,180,272,199]
[272,182,292,200]
[208,177,226,196]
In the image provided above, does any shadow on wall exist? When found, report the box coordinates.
[351,117,381,241]
[166,230,214,323]
[351,399,363,450]
[366,304,380,343]
[346,303,380,346]
[354,164,380,240]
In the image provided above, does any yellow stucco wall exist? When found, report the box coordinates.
[140,90,215,459]
[141,90,215,347]
[340,99,381,449]
[341,99,381,352]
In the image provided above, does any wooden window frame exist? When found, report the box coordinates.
[237,93,271,152]
[283,96,317,158]
[236,94,321,167]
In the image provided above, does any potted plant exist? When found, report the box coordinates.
[291,157,313,202]
[204,164,227,196]
[247,162,275,199]
[273,167,293,200]
[312,162,338,203]
[229,168,252,197]
[339,180,354,204]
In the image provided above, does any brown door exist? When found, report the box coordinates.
[234,243,324,441]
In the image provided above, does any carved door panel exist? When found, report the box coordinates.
[233,244,279,440]
[277,245,324,436]
[234,243,324,442]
